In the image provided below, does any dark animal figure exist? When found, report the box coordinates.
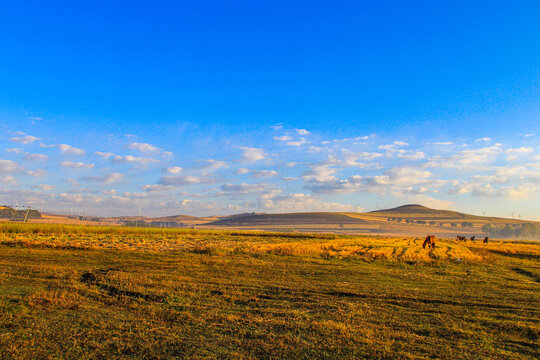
[457,236,466,241]
[470,236,475,241]
[423,235,436,250]
[483,237,489,244]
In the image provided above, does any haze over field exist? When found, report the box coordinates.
[0,1,539,220]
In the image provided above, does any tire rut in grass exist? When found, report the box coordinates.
[79,268,166,302]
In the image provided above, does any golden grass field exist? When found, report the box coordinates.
[0,222,538,359]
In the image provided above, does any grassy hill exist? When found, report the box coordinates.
[206,212,370,226]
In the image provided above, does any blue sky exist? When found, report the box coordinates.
[0,1,539,219]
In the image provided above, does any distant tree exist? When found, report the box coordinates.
[451,222,457,227]
[482,223,497,235]
[429,221,437,226]
[500,224,515,238]
[339,224,344,228]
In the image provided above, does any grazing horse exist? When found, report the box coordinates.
[423,235,436,250]
[470,236,475,241]
[457,236,466,241]
[483,237,489,244]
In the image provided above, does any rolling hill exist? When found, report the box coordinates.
[206,212,370,226]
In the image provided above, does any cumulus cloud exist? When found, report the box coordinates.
[475,137,491,142]
[9,132,40,144]
[24,153,49,162]
[111,155,158,164]
[27,169,48,177]
[425,144,503,170]
[60,161,94,169]
[296,129,310,135]
[82,172,125,184]
[58,144,85,155]
[257,190,354,212]
[0,159,23,173]
[198,159,228,170]
[221,183,270,195]
[158,175,213,186]
[127,142,159,152]
[33,184,53,190]
[164,166,183,174]
[286,138,310,146]
[274,135,292,141]
[397,151,426,161]
[239,147,267,162]
[450,182,536,199]
[141,184,175,192]
[301,164,339,183]
[251,170,278,178]
[235,168,250,175]
[505,147,534,160]
[95,151,114,159]
[306,166,441,195]
[0,175,18,186]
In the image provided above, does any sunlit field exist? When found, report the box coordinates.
[1,223,538,359]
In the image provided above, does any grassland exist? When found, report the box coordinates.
[0,223,538,359]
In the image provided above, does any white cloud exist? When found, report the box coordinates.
[58,144,85,155]
[199,159,228,170]
[33,184,53,190]
[111,155,158,164]
[0,175,18,186]
[397,151,426,161]
[450,182,536,199]
[0,159,23,173]
[95,151,114,159]
[274,135,292,141]
[221,183,270,195]
[9,132,40,144]
[128,142,159,152]
[159,175,213,186]
[257,190,354,212]
[239,147,267,162]
[425,144,503,170]
[431,141,454,146]
[235,168,250,175]
[286,138,310,146]
[60,160,95,169]
[505,147,534,160]
[82,172,125,184]
[27,169,48,177]
[164,166,183,174]
[251,170,278,178]
[141,184,175,192]
[475,137,491,142]
[296,129,310,135]
[6,148,23,154]
[24,153,49,162]
[301,164,339,183]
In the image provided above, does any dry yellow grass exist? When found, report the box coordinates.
[3,223,536,263]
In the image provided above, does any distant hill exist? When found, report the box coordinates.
[206,212,369,226]
[369,204,483,220]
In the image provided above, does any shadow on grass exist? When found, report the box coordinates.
[80,269,166,302]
